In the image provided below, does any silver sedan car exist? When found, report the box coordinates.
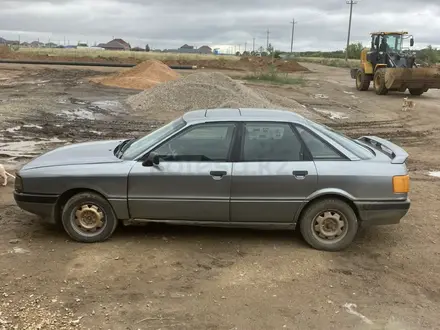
[14,108,410,251]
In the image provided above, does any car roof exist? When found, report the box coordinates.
[182,108,307,124]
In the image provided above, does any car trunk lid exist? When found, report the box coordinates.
[357,136,409,164]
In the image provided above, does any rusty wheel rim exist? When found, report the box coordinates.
[71,203,106,236]
[311,210,348,243]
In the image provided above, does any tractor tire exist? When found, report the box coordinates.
[355,70,370,91]
[373,69,389,95]
[409,88,424,96]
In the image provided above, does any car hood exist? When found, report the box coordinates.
[21,139,124,171]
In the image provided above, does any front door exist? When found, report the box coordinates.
[231,122,318,223]
[128,122,237,221]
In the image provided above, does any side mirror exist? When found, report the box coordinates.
[410,38,414,47]
[142,152,160,167]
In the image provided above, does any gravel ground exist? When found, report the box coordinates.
[1,63,440,329]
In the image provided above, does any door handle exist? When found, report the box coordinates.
[292,170,308,179]
[210,171,227,177]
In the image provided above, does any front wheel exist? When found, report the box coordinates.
[61,192,118,243]
[299,199,358,251]
[373,69,389,95]
[409,88,425,96]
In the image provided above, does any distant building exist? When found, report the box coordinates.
[99,38,131,51]
[30,41,45,48]
[164,44,213,54]
[198,45,212,54]
[0,37,7,44]
[45,42,58,48]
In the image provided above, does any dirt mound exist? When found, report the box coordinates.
[0,45,11,56]
[127,72,275,115]
[163,57,308,73]
[91,60,180,90]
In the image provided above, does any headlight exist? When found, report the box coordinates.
[15,174,23,193]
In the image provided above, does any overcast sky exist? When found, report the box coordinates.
[1,0,439,52]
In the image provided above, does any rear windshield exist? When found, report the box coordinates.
[306,120,374,160]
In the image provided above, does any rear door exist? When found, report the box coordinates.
[230,122,318,223]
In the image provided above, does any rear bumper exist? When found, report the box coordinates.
[14,192,58,224]
[355,200,410,226]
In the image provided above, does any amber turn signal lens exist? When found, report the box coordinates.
[393,175,410,193]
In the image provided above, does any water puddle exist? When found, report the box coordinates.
[58,108,97,120]
[6,124,43,133]
[314,108,349,120]
[428,171,440,178]
[0,138,65,160]
[91,100,121,111]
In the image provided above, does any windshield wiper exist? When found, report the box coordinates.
[118,138,137,158]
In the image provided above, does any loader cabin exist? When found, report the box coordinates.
[366,32,415,69]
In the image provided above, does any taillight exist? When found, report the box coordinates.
[393,175,410,193]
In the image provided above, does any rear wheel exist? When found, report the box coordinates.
[409,88,424,96]
[356,70,371,91]
[61,192,118,243]
[373,69,389,95]
[299,199,358,251]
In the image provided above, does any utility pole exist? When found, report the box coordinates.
[253,38,255,52]
[345,0,358,61]
[245,42,247,52]
[266,29,270,50]
[290,18,298,53]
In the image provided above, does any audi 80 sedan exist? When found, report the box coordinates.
[14,108,410,251]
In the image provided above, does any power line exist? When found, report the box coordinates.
[345,0,358,61]
[290,18,298,53]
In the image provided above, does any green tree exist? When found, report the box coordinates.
[345,42,364,59]
[418,45,438,65]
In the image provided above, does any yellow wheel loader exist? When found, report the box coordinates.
[350,32,440,96]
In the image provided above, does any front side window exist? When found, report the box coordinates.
[242,122,303,162]
[123,117,186,159]
[153,123,236,162]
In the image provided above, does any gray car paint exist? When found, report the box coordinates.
[15,108,410,227]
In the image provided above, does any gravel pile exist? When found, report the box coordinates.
[91,60,180,90]
[127,72,274,114]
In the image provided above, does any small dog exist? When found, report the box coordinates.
[402,97,416,112]
[0,164,15,186]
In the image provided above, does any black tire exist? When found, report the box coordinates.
[299,199,358,251]
[373,69,389,95]
[356,70,370,91]
[408,88,424,96]
[61,192,118,243]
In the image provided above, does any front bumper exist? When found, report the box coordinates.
[355,200,410,226]
[14,192,59,224]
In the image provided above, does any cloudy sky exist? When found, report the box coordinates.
[1,0,439,52]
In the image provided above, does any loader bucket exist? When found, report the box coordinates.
[385,67,440,91]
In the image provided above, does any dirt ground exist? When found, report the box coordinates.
[1,62,440,330]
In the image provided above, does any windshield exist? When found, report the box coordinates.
[305,119,374,160]
[384,34,403,53]
[122,117,186,159]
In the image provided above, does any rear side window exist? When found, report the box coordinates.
[242,122,303,161]
[296,126,344,160]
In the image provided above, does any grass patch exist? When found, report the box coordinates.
[243,65,306,85]
[16,48,239,61]
[296,57,360,68]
